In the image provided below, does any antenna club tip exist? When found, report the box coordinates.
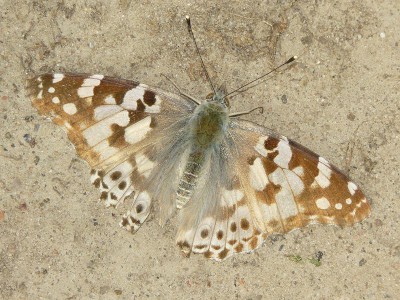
[293,55,298,60]
[285,56,297,64]
[185,15,190,20]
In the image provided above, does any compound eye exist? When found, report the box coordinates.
[205,92,214,100]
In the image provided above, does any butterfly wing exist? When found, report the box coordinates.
[28,73,195,230]
[176,118,371,260]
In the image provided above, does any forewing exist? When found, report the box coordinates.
[28,73,194,211]
[232,119,371,234]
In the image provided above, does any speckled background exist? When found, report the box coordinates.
[0,1,399,299]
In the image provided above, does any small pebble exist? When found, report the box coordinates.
[359,258,367,266]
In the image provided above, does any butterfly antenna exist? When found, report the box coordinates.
[186,15,216,94]
[224,56,297,99]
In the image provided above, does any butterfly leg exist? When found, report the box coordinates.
[229,106,264,117]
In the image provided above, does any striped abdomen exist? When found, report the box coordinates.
[176,151,204,209]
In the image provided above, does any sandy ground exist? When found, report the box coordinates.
[0,1,399,299]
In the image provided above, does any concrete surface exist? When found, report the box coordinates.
[0,1,399,299]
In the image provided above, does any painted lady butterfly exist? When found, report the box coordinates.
[27,17,370,260]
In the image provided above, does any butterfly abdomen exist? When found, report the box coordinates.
[176,151,205,208]
[176,101,229,209]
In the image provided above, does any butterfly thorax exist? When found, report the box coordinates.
[176,97,229,209]
[190,101,229,148]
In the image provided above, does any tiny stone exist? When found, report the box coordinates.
[379,32,385,39]
[23,134,36,148]
[18,203,28,211]
[281,94,288,104]
[114,289,122,295]
[347,112,356,121]
[23,133,31,142]
[24,115,34,122]
[374,219,383,226]
[5,132,12,139]
[359,258,367,266]
[315,251,324,261]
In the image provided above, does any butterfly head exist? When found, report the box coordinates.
[205,84,230,108]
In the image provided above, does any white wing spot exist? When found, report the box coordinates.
[345,198,352,205]
[318,161,332,178]
[52,73,64,83]
[83,110,130,146]
[94,105,123,121]
[121,87,144,110]
[335,203,343,210]
[135,153,155,178]
[292,166,304,177]
[274,140,292,169]
[319,156,329,165]
[52,96,60,104]
[105,95,116,104]
[63,103,77,115]
[348,181,357,195]
[269,168,298,218]
[91,74,104,80]
[249,157,269,191]
[77,76,103,98]
[312,162,332,189]
[37,90,43,99]
[254,137,268,156]
[283,169,304,196]
[48,87,55,93]
[124,116,152,145]
[78,86,94,98]
[316,197,330,210]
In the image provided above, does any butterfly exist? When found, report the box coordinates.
[27,20,370,261]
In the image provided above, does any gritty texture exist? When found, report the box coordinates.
[0,1,399,299]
